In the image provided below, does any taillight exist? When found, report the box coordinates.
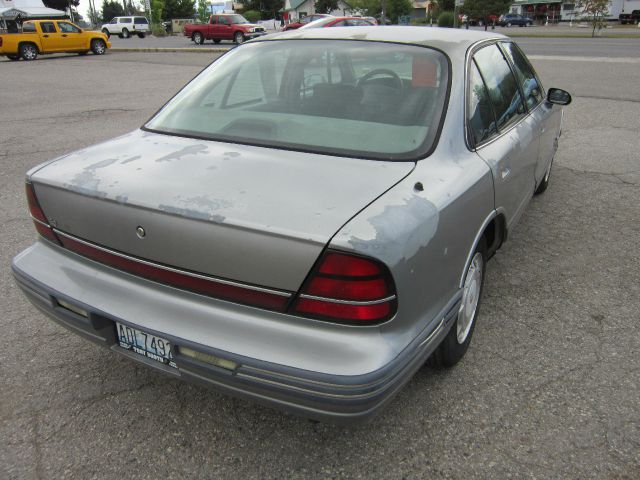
[26,182,61,245]
[291,250,397,324]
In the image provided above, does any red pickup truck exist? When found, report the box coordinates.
[184,14,267,45]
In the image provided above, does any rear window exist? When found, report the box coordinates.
[134,17,148,24]
[145,40,449,161]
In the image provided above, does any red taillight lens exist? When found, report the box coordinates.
[26,182,61,245]
[291,250,397,324]
[26,182,47,223]
[57,232,290,311]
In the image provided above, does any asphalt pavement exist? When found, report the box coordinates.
[1,45,639,479]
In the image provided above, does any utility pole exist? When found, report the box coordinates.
[381,0,387,25]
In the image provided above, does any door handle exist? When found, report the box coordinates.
[43,34,49,38]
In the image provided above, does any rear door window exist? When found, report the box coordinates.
[468,60,497,145]
[501,42,543,110]
[39,22,56,33]
[473,44,525,131]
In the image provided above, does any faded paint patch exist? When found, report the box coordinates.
[155,145,208,163]
[120,155,142,164]
[348,195,439,266]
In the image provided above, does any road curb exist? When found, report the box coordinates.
[111,47,229,53]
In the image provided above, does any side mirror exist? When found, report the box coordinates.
[547,88,572,106]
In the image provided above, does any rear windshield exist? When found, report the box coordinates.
[134,17,148,24]
[145,40,449,160]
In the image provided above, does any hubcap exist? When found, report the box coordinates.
[24,46,36,59]
[457,252,483,344]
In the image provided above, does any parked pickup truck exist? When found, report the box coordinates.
[619,10,640,24]
[0,20,110,61]
[184,14,267,45]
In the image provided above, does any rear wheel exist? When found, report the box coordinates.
[7,54,20,61]
[122,28,130,39]
[101,28,110,38]
[430,239,486,368]
[192,32,204,44]
[91,38,107,55]
[19,43,38,61]
[234,31,244,44]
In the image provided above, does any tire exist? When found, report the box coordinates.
[101,28,110,38]
[535,157,553,195]
[192,32,204,45]
[122,28,130,39]
[91,38,107,55]
[19,43,38,61]
[213,39,221,44]
[137,33,145,38]
[430,238,486,368]
[7,54,20,61]
[234,31,244,44]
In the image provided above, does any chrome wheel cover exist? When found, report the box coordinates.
[457,252,483,344]
[94,41,105,54]
[24,47,36,59]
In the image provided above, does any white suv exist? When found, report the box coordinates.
[101,17,149,39]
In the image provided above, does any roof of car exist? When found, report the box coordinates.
[261,26,506,52]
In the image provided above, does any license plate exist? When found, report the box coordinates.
[116,322,177,369]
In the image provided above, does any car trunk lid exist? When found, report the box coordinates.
[29,130,414,292]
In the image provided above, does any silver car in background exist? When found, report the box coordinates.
[12,27,571,423]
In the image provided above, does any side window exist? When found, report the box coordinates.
[23,22,37,32]
[468,60,497,145]
[110,18,118,24]
[473,44,525,131]
[225,62,267,107]
[58,22,80,33]
[501,42,543,110]
[119,18,130,24]
[332,20,348,26]
[40,22,56,33]
[218,17,229,25]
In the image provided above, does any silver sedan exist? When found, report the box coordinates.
[12,27,571,423]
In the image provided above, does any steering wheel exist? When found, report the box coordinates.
[357,69,403,92]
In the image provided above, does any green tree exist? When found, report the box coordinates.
[387,0,412,23]
[461,0,511,30]
[101,0,126,22]
[163,0,195,20]
[196,0,209,22]
[242,0,284,19]
[151,0,165,23]
[575,0,611,37]
[315,0,338,14]
[42,0,80,11]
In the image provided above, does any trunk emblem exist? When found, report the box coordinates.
[136,226,146,238]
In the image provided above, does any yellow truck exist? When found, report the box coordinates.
[0,20,110,61]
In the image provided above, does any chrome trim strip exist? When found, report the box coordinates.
[419,318,444,348]
[53,229,293,298]
[298,293,397,306]
[31,216,50,228]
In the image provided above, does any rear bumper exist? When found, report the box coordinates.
[12,241,460,424]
